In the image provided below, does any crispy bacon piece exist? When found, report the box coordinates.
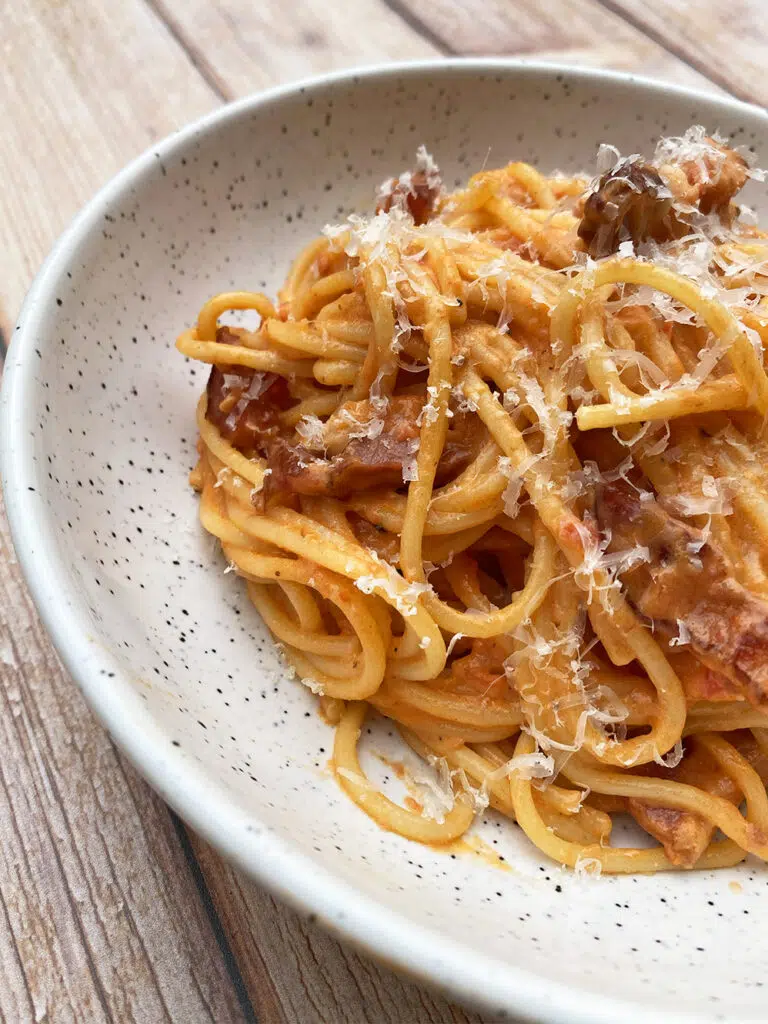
[208,363,482,502]
[205,327,293,449]
[597,479,768,706]
[578,159,676,258]
[376,171,439,225]
[440,409,486,481]
[628,740,738,867]
[628,732,768,867]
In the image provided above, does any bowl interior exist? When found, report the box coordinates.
[8,64,768,1023]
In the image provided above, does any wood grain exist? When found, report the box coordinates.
[0,1,246,1020]
[189,833,489,1024]
[596,0,768,105]
[145,0,439,101]
[0,0,757,1020]
[373,0,722,90]
[0,0,218,324]
[0,489,245,1023]
[0,2,484,1020]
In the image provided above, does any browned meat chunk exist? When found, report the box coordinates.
[629,741,737,867]
[441,409,487,479]
[205,327,293,449]
[597,479,768,706]
[578,159,675,258]
[376,154,442,226]
[579,140,750,257]
[268,395,480,499]
[629,732,768,867]
[666,137,749,215]
[268,396,421,498]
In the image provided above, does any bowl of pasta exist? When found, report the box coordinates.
[5,59,768,1023]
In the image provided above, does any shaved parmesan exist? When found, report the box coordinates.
[653,739,684,770]
[414,144,442,189]
[301,676,325,695]
[574,857,602,878]
[295,414,326,450]
[417,383,451,426]
[669,619,691,648]
[410,755,456,823]
[665,474,733,517]
[445,632,465,657]
[452,384,478,413]
[655,125,727,178]
[336,406,385,441]
[402,438,420,483]
[354,559,432,617]
[484,751,556,785]
[498,455,527,518]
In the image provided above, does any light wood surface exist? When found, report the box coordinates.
[0,1,760,1020]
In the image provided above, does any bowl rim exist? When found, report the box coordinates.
[3,57,766,1024]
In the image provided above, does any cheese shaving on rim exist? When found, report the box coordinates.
[301,676,325,695]
[574,857,603,878]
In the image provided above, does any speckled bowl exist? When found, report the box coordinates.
[4,61,768,1024]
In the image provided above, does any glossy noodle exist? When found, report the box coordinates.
[178,131,768,873]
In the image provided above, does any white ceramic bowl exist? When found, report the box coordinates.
[4,61,768,1024]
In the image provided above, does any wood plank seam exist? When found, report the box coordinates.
[172,816,259,1024]
[380,0,455,55]
[142,0,235,102]
[593,0,739,99]
[0,633,116,1023]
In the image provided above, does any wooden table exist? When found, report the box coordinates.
[0,1,764,1020]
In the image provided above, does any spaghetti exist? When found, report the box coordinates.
[178,130,768,873]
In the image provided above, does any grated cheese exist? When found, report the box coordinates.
[401,438,420,483]
[665,474,733,518]
[300,676,325,695]
[295,413,326,450]
[574,857,603,878]
[669,619,691,648]
[497,455,527,518]
[354,557,432,617]
[445,632,465,657]
[417,383,452,426]
[653,738,684,770]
